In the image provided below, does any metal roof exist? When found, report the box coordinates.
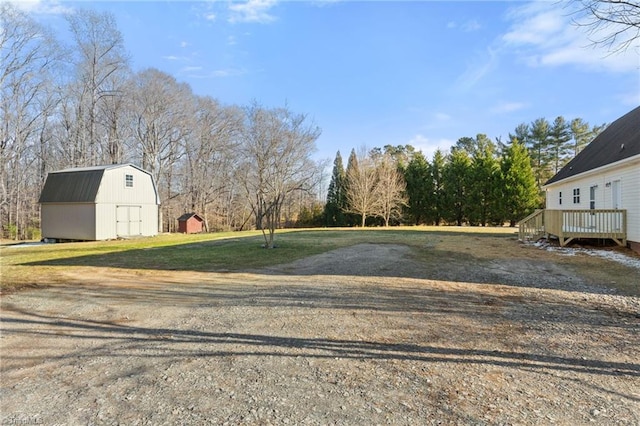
[39,169,104,203]
[38,163,155,203]
[545,106,640,185]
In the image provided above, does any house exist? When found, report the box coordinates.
[520,106,640,253]
[177,213,204,234]
[39,164,160,241]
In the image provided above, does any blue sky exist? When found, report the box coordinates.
[14,0,640,162]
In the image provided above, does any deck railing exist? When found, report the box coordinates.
[518,209,545,243]
[518,209,627,247]
[544,209,627,246]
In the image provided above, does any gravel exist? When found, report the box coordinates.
[1,242,639,425]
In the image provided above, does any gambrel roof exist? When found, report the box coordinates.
[545,106,640,185]
[39,164,151,203]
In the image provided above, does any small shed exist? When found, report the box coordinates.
[39,164,160,241]
[177,213,204,234]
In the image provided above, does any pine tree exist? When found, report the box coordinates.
[569,118,591,157]
[430,149,446,226]
[467,135,500,226]
[442,149,471,226]
[343,148,361,226]
[548,116,572,174]
[500,138,539,225]
[404,151,431,225]
[509,123,530,146]
[527,118,552,188]
[324,151,346,226]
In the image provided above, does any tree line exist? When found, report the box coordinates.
[1,5,323,245]
[1,4,606,240]
[322,117,604,228]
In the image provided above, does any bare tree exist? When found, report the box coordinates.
[374,154,407,227]
[239,102,321,248]
[0,4,61,239]
[65,8,130,166]
[571,0,640,52]
[344,148,379,227]
[128,68,194,231]
[181,97,243,231]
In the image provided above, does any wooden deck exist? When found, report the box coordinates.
[518,209,627,247]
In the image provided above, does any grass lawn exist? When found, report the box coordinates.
[0,227,517,292]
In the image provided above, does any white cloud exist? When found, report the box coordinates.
[407,134,455,160]
[490,101,528,114]
[502,2,639,74]
[462,20,481,32]
[180,41,190,48]
[435,112,451,122]
[454,47,499,92]
[204,13,216,22]
[1,0,71,14]
[446,19,482,32]
[187,67,249,78]
[180,66,203,72]
[228,0,278,24]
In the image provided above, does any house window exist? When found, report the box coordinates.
[558,191,562,206]
[589,185,597,210]
[573,188,580,204]
[125,174,134,188]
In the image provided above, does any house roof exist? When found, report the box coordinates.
[39,163,153,203]
[177,213,203,222]
[545,106,640,185]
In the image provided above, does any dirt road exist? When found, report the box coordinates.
[1,242,639,425]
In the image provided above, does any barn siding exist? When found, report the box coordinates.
[96,167,159,205]
[545,157,640,244]
[41,204,96,240]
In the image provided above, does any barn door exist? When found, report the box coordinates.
[116,205,142,237]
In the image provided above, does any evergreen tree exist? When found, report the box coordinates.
[343,148,360,226]
[569,118,591,157]
[509,123,530,146]
[430,149,446,226]
[500,138,539,225]
[452,136,478,156]
[467,135,501,226]
[548,116,572,174]
[528,118,552,188]
[442,149,471,226]
[569,118,606,157]
[404,151,431,225]
[324,151,346,226]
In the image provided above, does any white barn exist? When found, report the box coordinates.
[543,106,640,253]
[39,164,160,241]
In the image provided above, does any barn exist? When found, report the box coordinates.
[39,164,160,241]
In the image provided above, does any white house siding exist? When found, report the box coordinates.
[41,204,96,240]
[545,157,640,245]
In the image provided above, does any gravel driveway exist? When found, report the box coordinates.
[1,243,639,425]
